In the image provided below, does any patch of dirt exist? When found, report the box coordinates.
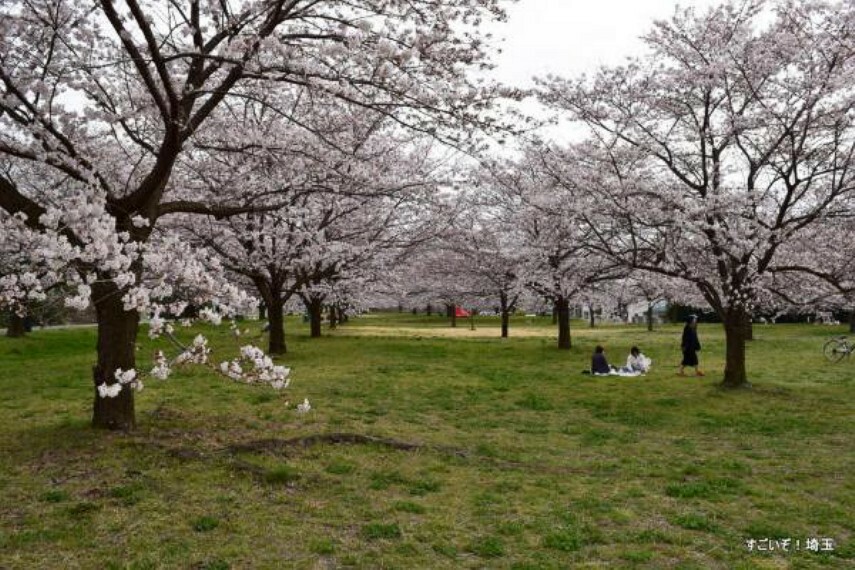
[332,326,556,339]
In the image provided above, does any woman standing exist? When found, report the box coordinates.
[679,315,704,376]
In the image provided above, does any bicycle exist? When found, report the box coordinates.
[823,336,853,363]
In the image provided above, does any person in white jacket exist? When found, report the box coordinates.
[626,346,652,373]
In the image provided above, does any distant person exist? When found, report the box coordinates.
[626,346,652,373]
[679,315,704,376]
[591,345,611,374]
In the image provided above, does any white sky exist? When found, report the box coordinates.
[489,0,722,87]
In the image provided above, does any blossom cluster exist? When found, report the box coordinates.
[219,345,291,390]
[97,368,142,398]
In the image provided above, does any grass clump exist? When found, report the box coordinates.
[468,535,505,558]
[191,516,220,532]
[263,465,300,485]
[362,522,402,540]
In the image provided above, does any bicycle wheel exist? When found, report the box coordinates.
[823,338,848,363]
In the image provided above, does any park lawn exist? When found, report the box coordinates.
[0,315,853,569]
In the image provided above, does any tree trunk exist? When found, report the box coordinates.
[500,294,509,339]
[588,304,595,328]
[646,304,654,332]
[744,313,754,341]
[426,304,432,316]
[92,282,139,431]
[450,305,457,328]
[308,298,323,338]
[849,309,854,333]
[552,306,557,325]
[556,298,571,350]
[258,302,267,321]
[6,312,25,338]
[337,306,347,324]
[329,305,338,329]
[267,298,286,355]
[722,310,749,389]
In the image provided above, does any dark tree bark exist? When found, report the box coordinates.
[337,306,347,324]
[307,297,323,338]
[744,312,754,341]
[91,281,139,431]
[6,312,25,338]
[721,308,749,389]
[258,302,267,321]
[500,293,510,339]
[426,304,432,316]
[450,305,457,328]
[588,303,595,328]
[267,297,286,355]
[556,297,571,350]
[552,306,557,325]
[329,305,338,329]
[646,303,654,332]
[849,309,855,333]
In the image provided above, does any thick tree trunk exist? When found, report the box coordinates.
[552,306,557,325]
[92,282,139,431]
[451,306,457,328]
[267,298,286,355]
[556,298,571,350]
[426,304,432,316]
[849,309,855,333]
[744,313,754,341]
[500,294,510,338]
[308,298,323,338]
[646,304,654,332]
[722,311,749,389]
[6,312,25,338]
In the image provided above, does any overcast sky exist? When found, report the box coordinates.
[489,0,721,87]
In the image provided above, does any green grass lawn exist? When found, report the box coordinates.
[0,314,853,569]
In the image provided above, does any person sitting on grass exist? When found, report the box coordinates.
[626,346,652,373]
[591,345,611,374]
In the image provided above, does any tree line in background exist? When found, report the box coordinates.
[1,0,854,430]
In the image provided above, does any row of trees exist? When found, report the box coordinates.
[393,0,855,388]
[0,0,516,429]
[2,0,854,431]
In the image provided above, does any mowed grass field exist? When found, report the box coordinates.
[0,314,853,569]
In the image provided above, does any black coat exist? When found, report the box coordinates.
[591,352,610,374]
[681,325,701,366]
[682,325,701,352]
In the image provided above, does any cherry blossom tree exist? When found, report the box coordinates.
[0,0,515,429]
[435,202,526,337]
[0,213,39,337]
[479,145,626,349]
[764,212,855,327]
[539,0,855,385]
